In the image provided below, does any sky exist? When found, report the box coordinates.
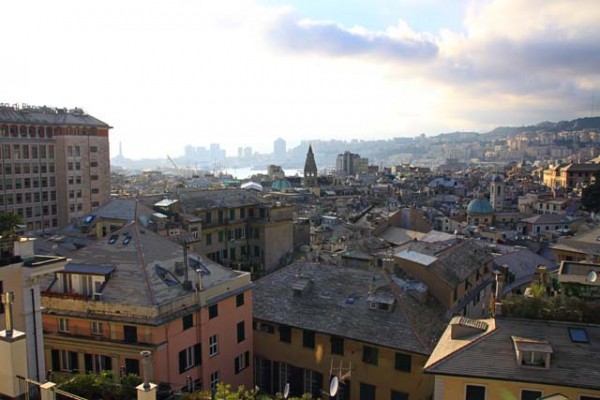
[1,0,599,160]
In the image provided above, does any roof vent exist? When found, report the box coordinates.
[292,278,312,296]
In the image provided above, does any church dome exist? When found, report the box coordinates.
[467,198,494,214]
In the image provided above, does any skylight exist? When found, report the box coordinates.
[568,327,589,343]
[107,234,119,244]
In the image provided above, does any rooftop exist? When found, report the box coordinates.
[0,104,110,127]
[425,317,600,391]
[253,262,447,355]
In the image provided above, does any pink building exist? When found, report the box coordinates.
[41,207,253,393]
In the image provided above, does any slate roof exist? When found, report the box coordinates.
[493,248,559,294]
[425,317,600,391]
[521,214,580,225]
[0,106,110,127]
[142,189,269,213]
[253,262,447,355]
[45,220,243,309]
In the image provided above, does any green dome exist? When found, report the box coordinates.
[467,198,494,214]
[271,179,292,191]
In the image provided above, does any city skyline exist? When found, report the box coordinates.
[1,0,599,160]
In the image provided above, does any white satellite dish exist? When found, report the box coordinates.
[283,383,290,399]
[329,376,339,397]
[587,270,598,283]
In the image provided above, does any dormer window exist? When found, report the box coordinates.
[512,336,553,369]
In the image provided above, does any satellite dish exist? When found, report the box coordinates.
[329,376,339,397]
[587,270,598,283]
[283,383,290,399]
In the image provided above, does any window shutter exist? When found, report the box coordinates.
[104,355,112,371]
[194,344,201,366]
[179,350,186,374]
[234,357,240,374]
[245,351,250,368]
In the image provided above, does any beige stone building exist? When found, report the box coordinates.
[0,104,111,230]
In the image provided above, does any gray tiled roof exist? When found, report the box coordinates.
[0,106,110,127]
[177,189,269,211]
[253,262,447,355]
[57,221,241,308]
[425,317,600,391]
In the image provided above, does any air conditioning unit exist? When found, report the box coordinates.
[93,293,103,301]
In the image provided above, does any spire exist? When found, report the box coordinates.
[303,144,318,188]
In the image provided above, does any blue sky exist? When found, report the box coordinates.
[1,0,599,160]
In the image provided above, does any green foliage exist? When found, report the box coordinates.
[0,211,22,236]
[582,170,600,213]
[181,383,315,400]
[57,371,142,400]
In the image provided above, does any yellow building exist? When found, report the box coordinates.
[424,316,600,400]
[253,262,447,400]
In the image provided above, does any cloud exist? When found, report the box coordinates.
[268,11,438,61]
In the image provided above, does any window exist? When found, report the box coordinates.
[183,314,193,330]
[391,390,409,400]
[210,371,220,391]
[303,330,315,349]
[90,146,98,153]
[58,318,70,332]
[236,293,245,307]
[363,346,379,365]
[465,385,486,400]
[279,325,291,343]
[84,354,112,373]
[303,369,323,397]
[234,351,250,374]
[331,336,344,356]
[395,353,411,372]
[123,325,137,343]
[240,208,245,218]
[360,383,376,400]
[125,358,140,375]
[229,209,235,220]
[209,304,218,319]
[205,212,212,224]
[521,390,542,400]
[178,344,201,373]
[51,349,78,372]
[209,335,218,357]
[218,231,224,242]
[569,327,589,343]
[91,321,104,335]
[237,321,246,343]
[254,321,275,334]
[206,233,212,246]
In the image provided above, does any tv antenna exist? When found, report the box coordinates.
[322,359,352,397]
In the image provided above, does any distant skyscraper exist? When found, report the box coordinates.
[184,144,196,159]
[303,144,318,188]
[238,147,244,158]
[273,137,286,159]
[336,151,368,176]
[244,146,252,158]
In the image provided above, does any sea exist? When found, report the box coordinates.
[228,166,304,180]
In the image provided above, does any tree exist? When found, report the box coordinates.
[582,170,600,213]
[180,383,314,400]
[57,371,142,400]
[0,211,22,237]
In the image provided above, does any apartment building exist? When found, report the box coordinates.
[253,261,447,400]
[0,237,68,382]
[40,214,253,392]
[141,189,294,274]
[543,163,600,190]
[0,104,111,230]
[425,316,600,399]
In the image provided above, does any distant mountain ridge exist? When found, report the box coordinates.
[483,116,600,139]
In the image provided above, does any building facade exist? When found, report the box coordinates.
[41,217,253,392]
[0,104,111,230]
[253,262,444,400]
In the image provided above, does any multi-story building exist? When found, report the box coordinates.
[0,104,111,230]
[142,189,294,274]
[543,163,600,190]
[425,316,600,399]
[335,151,368,177]
[0,236,68,382]
[253,261,447,400]
[393,240,494,318]
[41,217,253,392]
[273,138,286,160]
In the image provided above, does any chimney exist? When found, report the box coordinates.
[0,291,28,398]
[182,242,192,291]
[136,351,157,400]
